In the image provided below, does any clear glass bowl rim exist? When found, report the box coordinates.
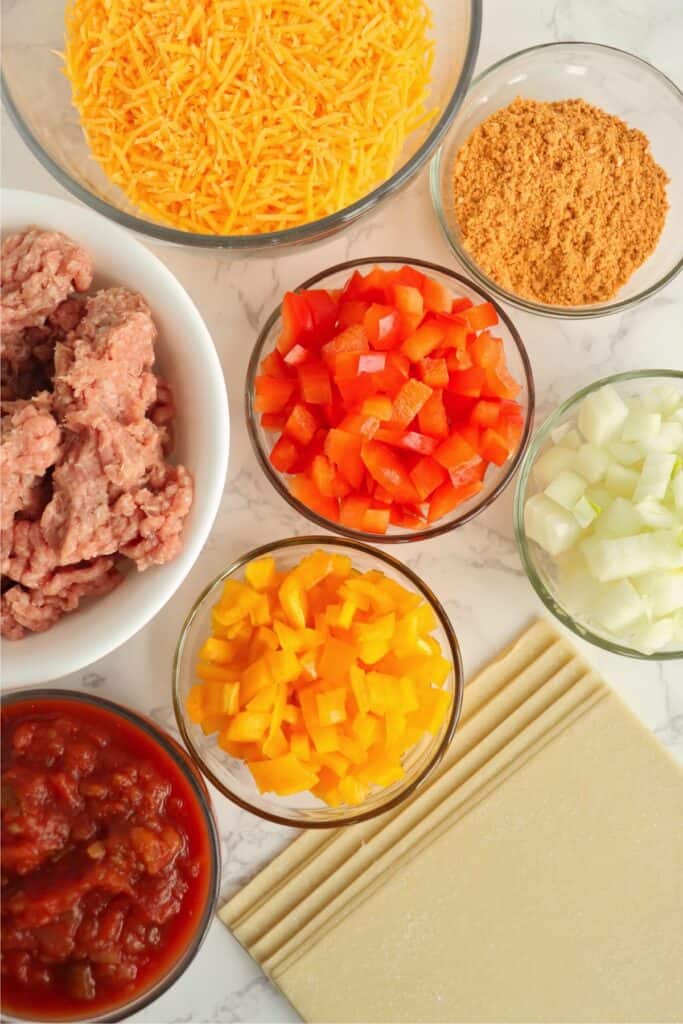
[245,256,535,543]
[173,535,465,827]
[0,687,222,1023]
[0,0,482,250]
[430,40,683,319]
[513,369,683,661]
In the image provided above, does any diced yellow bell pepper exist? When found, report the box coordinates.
[316,687,348,727]
[249,593,272,627]
[338,598,357,630]
[240,656,273,704]
[356,746,404,787]
[186,684,205,724]
[409,686,452,735]
[366,671,394,715]
[200,713,229,736]
[298,686,341,753]
[338,775,368,805]
[312,766,342,806]
[298,649,319,682]
[338,734,366,766]
[351,712,380,749]
[290,731,311,762]
[429,655,452,687]
[195,662,240,683]
[296,550,334,588]
[330,553,352,578]
[227,711,270,742]
[223,619,254,641]
[249,754,319,796]
[273,620,324,653]
[282,703,302,727]
[398,676,419,713]
[244,556,277,591]
[199,636,237,664]
[218,736,263,760]
[318,636,356,687]
[278,572,308,629]
[246,684,277,712]
[204,680,240,716]
[265,649,300,685]
[349,664,369,714]
[385,707,406,747]
[262,726,289,760]
[320,751,351,778]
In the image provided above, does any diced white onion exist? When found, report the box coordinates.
[545,470,586,510]
[577,384,629,445]
[524,494,582,556]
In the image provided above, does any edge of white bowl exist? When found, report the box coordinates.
[1,189,230,684]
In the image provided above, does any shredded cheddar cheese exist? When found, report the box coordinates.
[64,0,435,236]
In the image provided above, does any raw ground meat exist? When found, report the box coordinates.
[0,228,193,640]
[1,394,61,555]
[1,557,123,639]
[2,298,85,401]
[1,229,92,334]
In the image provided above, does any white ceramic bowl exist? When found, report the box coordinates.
[2,189,230,684]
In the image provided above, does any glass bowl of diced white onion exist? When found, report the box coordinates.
[514,370,683,659]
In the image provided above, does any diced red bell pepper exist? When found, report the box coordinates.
[433,430,480,472]
[360,441,418,504]
[418,356,449,389]
[322,324,369,360]
[428,478,483,522]
[324,429,364,489]
[277,292,313,354]
[304,290,338,339]
[422,277,453,314]
[469,330,503,369]
[311,454,351,498]
[392,378,433,428]
[470,399,500,428]
[284,403,318,446]
[356,267,393,304]
[393,265,426,291]
[260,350,289,378]
[255,375,296,413]
[294,430,326,473]
[341,270,366,301]
[449,456,486,488]
[410,456,447,500]
[338,299,369,327]
[364,304,402,350]
[372,484,395,505]
[361,507,391,534]
[447,366,486,397]
[441,319,469,350]
[451,297,474,314]
[480,427,510,466]
[270,435,300,472]
[357,353,387,374]
[283,343,310,367]
[329,352,361,380]
[446,347,473,372]
[401,322,445,363]
[443,393,477,423]
[390,505,428,529]
[499,405,524,450]
[297,362,333,405]
[484,364,521,400]
[459,422,481,452]
[289,475,339,520]
[374,428,438,455]
[362,396,393,420]
[338,412,380,439]
[464,301,498,332]
[417,390,448,438]
[339,494,370,529]
[261,412,287,431]
[336,373,377,406]
[391,284,424,320]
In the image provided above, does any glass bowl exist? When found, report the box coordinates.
[0,688,221,1023]
[246,257,535,543]
[514,370,683,660]
[1,0,481,253]
[431,42,683,318]
[173,536,464,828]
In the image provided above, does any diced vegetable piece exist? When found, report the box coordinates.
[633,452,677,503]
[581,531,683,582]
[576,443,610,484]
[577,384,629,445]
[545,470,587,510]
[593,580,645,633]
[524,494,582,556]
[533,446,577,487]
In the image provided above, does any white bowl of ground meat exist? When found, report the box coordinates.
[1,190,229,684]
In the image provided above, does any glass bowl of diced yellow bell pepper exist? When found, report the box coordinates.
[173,537,464,827]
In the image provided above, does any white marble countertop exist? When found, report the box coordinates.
[2,0,682,1021]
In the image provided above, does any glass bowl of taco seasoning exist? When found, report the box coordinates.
[431,42,683,318]
[0,689,220,1023]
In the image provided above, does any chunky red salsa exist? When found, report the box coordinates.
[1,697,216,1021]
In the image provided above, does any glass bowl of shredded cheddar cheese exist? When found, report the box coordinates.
[2,0,481,252]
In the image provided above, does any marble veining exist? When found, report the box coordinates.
[1,0,681,1021]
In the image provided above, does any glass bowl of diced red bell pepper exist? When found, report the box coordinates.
[246,258,535,541]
